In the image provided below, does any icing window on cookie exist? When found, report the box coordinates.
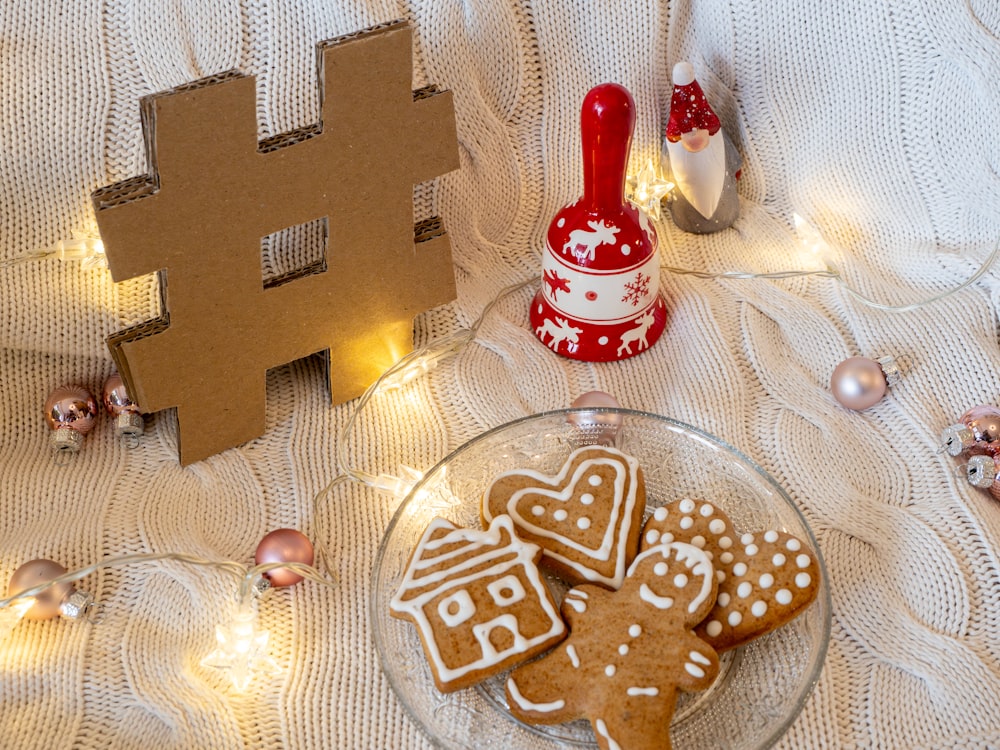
[487,574,526,607]
[437,589,476,627]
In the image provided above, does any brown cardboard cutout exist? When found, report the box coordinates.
[93,21,459,465]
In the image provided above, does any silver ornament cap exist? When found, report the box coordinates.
[940,423,975,457]
[965,454,998,488]
[59,589,94,620]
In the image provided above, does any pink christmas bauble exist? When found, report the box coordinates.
[959,404,1000,455]
[830,357,887,410]
[102,372,139,417]
[7,559,73,621]
[44,386,99,434]
[255,529,315,587]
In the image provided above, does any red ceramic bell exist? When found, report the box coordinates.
[530,83,667,361]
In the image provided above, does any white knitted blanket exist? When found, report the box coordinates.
[2,0,1000,747]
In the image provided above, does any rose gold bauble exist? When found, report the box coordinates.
[959,404,1000,454]
[831,357,892,410]
[255,529,315,587]
[568,391,624,445]
[44,386,99,453]
[7,559,73,621]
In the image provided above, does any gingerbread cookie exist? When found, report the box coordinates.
[641,498,821,651]
[389,514,566,693]
[506,541,719,750]
[482,445,645,589]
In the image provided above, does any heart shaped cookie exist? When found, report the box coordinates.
[483,446,645,589]
[641,498,821,651]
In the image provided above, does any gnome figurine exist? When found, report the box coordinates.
[660,62,741,234]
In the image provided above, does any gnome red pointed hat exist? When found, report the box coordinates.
[665,62,721,142]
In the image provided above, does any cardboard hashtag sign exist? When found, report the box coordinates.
[93,21,459,464]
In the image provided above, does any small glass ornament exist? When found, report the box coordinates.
[567,390,624,446]
[530,83,667,362]
[7,559,94,621]
[830,356,900,410]
[255,529,315,588]
[44,385,99,456]
[940,404,1000,457]
[102,372,144,447]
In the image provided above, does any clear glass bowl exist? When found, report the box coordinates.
[371,409,831,749]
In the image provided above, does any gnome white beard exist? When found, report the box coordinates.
[666,132,726,219]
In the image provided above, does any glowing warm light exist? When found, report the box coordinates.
[0,598,35,641]
[626,159,674,220]
[201,604,280,691]
[792,213,830,256]
[51,233,106,270]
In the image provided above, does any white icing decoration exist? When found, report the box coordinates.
[660,532,674,544]
[737,582,752,598]
[577,517,591,530]
[645,529,660,544]
[689,650,711,665]
[628,624,641,637]
[733,562,748,577]
[532,505,545,517]
[654,562,668,576]
[728,611,743,626]
[772,553,786,567]
[564,596,587,613]
[718,592,731,607]
[796,554,811,568]
[741,533,755,545]
[776,588,793,605]
[685,662,705,678]
[691,535,706,548]
[705,620,723,637]
[751,600,768,617]
[680,516,694,530]
[605,664,616,677]
[795,572,812,588]
[507,678,566,714]
[653,506,668,521]
[627,687,659,697]
[566,644,580,668]
[716,570,725,583]
[679,498,696,513]
[554,509,568,521]
[619,643,629,656]
[438,589,476,626]
[745,544,759,556]
[786,538,801,552]
[699,503,714,517]
[709,519,726,534]
[764,530,779,543]
[487,574,526,607]
[674,573,688,588]
[639,583,673,609]
[580,493,595,505]
[759,573,774,589]
[719,536,733,549]
[595,719,621,750]
[630,543,714,614]
[720,551,734,564]
[588,474,603,486]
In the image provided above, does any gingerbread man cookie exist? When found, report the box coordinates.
[506,541,719,750]
[482,445,646,589]
[641,498,821,651]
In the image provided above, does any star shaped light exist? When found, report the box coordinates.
[201,605,281,691]
[0,598,35,642]
[626,159,674,221]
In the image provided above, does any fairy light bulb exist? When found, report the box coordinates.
[6,559,93,621]
[254,529,315,588]
[102,372,144,447]
[0,598,36,641]
[201,598,281,691]
[44,385,99,455]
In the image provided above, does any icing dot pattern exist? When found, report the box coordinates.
[640,498,821,652]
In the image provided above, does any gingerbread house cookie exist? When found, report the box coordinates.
[389,514,566,693]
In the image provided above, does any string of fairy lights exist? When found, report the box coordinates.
[1,175,999,692]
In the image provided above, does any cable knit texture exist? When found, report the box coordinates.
[2,1,1000,747]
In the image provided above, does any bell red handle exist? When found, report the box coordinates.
[581,83,635,215]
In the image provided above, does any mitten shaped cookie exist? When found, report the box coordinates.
[482,445,645,589]
[390,515,566,692]
[641,499,821,651]
[506,541,719,750]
